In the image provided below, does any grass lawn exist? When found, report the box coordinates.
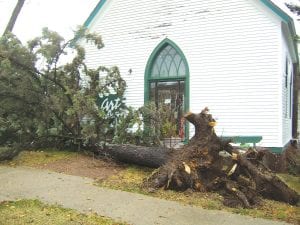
[277,173,300,194]
[4,148,78,167]
[0,199,127,225]
[1,149,300,224]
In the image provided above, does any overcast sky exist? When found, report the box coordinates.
[0,0,99,43]
[0,0,299,44]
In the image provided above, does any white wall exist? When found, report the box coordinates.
[84,0,285,147]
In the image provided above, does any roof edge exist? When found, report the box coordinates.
[83,0,107,28]
[82,0,298,62]
[260,0,298,63]
[83,0,296,33]
[260,0,292,23]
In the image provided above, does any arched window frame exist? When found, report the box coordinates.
[144,38,190,141]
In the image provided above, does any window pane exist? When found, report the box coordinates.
[154,81,185,138]
[178,60,186,77]
[156,55,163,67]
[149,82,156,102]
[174,54,181,68]
[168,47,177,57]
[169,61,177,77]
[150,44,186,79]
[160,61,169,76]
[157,81,178,107]
[165,45,172,52]
[151,64,159,77]
[164,55,173,76]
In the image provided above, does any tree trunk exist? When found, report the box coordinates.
[3,0,26,36]
[101,144,172,168]
[0,146,21,161]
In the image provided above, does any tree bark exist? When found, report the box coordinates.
[238,153,299,204]
[0,146,21,161]
[3,0,26,36]
[102,144,172,168]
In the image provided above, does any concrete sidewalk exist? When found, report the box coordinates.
[0,166,289,225]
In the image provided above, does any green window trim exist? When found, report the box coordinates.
[144,38,190,141]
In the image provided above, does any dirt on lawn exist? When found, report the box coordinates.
[2,150,126,181]
[37,155,124,181]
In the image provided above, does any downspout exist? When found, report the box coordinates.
[292,62,299,138]
[292,36,300,138]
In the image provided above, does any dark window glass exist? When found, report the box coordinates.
[150,80,185,138]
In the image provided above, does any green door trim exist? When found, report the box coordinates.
[144,38,190,141]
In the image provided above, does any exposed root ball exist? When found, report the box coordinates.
[144,108,299,208]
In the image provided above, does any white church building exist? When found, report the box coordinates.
[81,0,299,152]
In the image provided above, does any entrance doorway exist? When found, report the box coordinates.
[144,38,189,140]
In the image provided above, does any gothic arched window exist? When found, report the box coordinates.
[144,39,189,142]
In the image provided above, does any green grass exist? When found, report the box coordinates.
[0,146,13,154]
[277,173,300,194]
[99,165,153,193]
[2,149,77,167]
[0,199,127,225]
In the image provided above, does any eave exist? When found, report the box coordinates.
[83,0,107,28]
[260,0,299,63]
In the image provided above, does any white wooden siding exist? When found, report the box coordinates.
[83,0,286,147]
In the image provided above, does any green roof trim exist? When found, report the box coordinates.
[84,0,107,28]
[260,0,298,63]
[260,0,292,23]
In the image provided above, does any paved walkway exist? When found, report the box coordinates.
[0,166,289,225]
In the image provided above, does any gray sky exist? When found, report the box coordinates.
[0,0,99,43]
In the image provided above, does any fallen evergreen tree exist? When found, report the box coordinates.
[97,108,299,208]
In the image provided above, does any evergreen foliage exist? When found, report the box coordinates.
[0,28,127,149]
[286,3,300,16]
